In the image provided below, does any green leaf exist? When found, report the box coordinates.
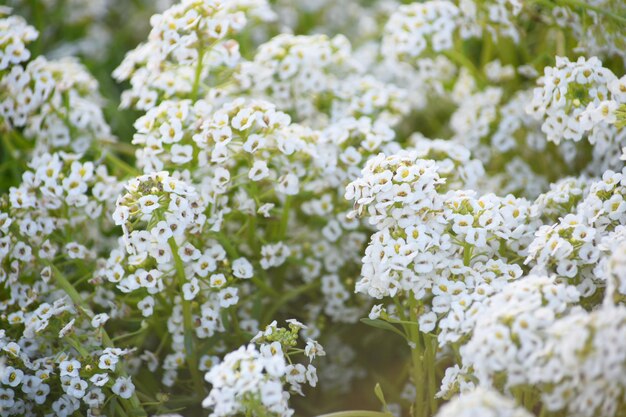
[374,383,390,412]
[385,317,420,327]
[360,318,408,341]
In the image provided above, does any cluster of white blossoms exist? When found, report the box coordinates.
[0,13,113,155]
[451,87,502,151]
[527,169,626,299]
[0,152,144,416]
[527,56,618,144]
[435,387,533,417]
[382,1,460,61]
[382,0,522,64]
[604,228,626,301]
[132,98,214,172]
[346,151,541,347]
[235,33,355,123]
[0,325,138,417]
[532,176,589,222]
[529,305,626,417]
[4,0,626,416]
[458,275,581,388]
[456,0,523,42]
[0,11,37,70]
[114,0,276,110]
[112,171,206,258]
[203,321,323,417]
[406,135,486,190]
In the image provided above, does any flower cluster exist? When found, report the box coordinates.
[0,13,113,155]
[114,0,275,110]
[203,320,323,417]
[235,33,356,124]
[346,151,541,349]
[527,56,617,144]
[529,305,626,417]
[435,387,533,417]
[458,275,580,388]
[0,11,37,70]
[3,1,626,416]
[527,169,626,299]
[382,0,523,64]
[0,153,139,416]
[382,1,460,62]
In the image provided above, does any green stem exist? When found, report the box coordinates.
[191,46,206,100]
[105,152,140,176]
[28,0,44,56]
[49,264,147,416]
[111,322,147,342]
[104,140,138,157]
[463,244,473,267]
[168,238,206,399]
[408,297,425,417]
[425,335,438,414]
[65,335,90,358]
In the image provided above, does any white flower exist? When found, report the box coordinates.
[248,160,270,181]
[276,173,300,195]
[218,287,239,308]
[260,380,284,407]
[67,377,87,399]
[91,313,110,328]
[304,340,325,361]
[258,203,274,217]
[209,273,227,288]
[232,257,253,279]
[138,296,155,317]
[182,278,200,300]
[368,304,384,320]
[111,377,135,399]
[419,311,438,333]
[90,373,109,387]
[58,319,76,338]
[138,195,160,214]
[98,353,119,371]
[1,367,24,387]
[171,144,193,164]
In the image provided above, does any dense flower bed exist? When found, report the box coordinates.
[1,1,626,417]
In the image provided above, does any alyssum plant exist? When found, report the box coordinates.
[1,0,626,417]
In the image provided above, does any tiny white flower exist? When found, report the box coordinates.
[90,373,109,387]
[59,360,81,378]
[418,311,438,333]
[248,160,270,181]
[182,278,200,300]
[138,195,160,214]
[91,313,110,328]
[232,257,253,279]
[111,376,135,399]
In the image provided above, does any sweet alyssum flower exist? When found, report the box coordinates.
[203,321,323,417]
[4,1,626,417]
